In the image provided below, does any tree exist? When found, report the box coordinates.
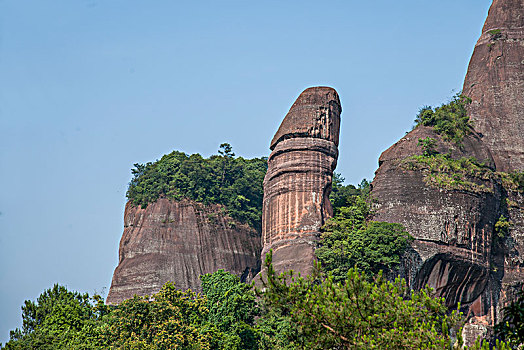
[414,93,472,146]
[316,194,412,282]
[2,284,99,350]
[201,270,260,350]
[126,145,267,230]
[258,252,464,349]
[98,282,213,349]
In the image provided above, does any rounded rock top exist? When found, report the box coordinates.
[270,86,341,150]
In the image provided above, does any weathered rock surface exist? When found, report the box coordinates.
[462,0,524,172]
[372,0,524,342]
[261,87,341,276]
[106,198,261,304]
[372,127,501,309]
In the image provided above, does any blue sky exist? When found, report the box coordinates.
[0,0,491,343]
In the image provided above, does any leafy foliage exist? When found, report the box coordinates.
[498,171,524,193]
[2,271,261,350]
[127,143,267,231]
[496,290,524,348]
[258,252,464,349]
[414,93,473,145]
[2,284,102,350]
[200,270,259,349]
[495,215,510,239]
[98,283,212,349]
[329,173,370,215]
[316,192,412,282]
[402,141,524,196]
[5,266,510,349]
[418,137,438,157]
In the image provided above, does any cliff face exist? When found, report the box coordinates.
[372,127,501,311]
[371,0,524,341]
[261,87,340,276]
[462,0,524,172]
[106,198,261,304]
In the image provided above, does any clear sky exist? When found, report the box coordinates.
[0,0,491,343]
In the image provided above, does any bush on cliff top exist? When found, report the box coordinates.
[414,93,473,146]
[126,143,267,231]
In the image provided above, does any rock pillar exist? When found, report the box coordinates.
[462,0,524,172]
[261,87,341,276]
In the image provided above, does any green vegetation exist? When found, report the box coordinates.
[329,173,369,215]
[318,175,413,282]
[488,29,502,36]
[258,252,506,349]
[4,261,509,349]
[498,171,524,193]
[127,143,267,230]
[3,284,99,349]
[495,215,510,239]
[401,154,493,193]
[200,270,259,349]
[418,137,438,157]
[316,191,412,282]
[496,290,524,348]
[401,141,524,195]
[414,93,472,146]
[2,271,260,350]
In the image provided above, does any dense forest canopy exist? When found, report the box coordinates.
[126,143,267,231]
[3,260,512,349]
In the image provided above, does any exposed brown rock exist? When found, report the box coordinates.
[106,198,261,304]
[261,87,341,276]
[372,127,501,306]
[462,0,524,172]
[372,0,524,343]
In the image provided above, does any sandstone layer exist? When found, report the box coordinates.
[107,198,261,304]
[462,0,524,172]
[372,127,501,312]
[371,0,524,342]
[261,87,341,276]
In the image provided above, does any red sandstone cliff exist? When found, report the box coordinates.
[462,0,524,172]
[371,0,524,341]
[261,87,341,276]
[106,198,261,304]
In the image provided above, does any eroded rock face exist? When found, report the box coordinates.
[462,0,524,172]
[372,0,524,342]
[261,87,341,276]
[372,127,501,309]
[106,198,261,304]
[461,1,524,338]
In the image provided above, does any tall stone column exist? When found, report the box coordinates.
[261,87,341,276]
[462,0,524,172]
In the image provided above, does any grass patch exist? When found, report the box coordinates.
[401,154,494,193]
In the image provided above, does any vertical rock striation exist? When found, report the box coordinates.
[107,198,261,304]
[261,87,341,276]
[462,0,524,172]
[372,0,524,342]
[462,1,524,332]
[372,127,501,311]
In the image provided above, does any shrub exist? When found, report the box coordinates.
[414,94,472,146]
